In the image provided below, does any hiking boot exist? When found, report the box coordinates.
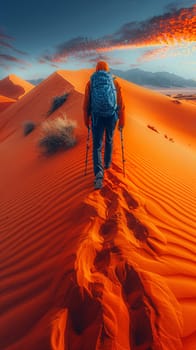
[94,176,103,190]
[104,163,111,170]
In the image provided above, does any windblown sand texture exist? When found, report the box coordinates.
[0,69,196,350]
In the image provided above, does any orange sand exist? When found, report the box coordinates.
[0,74,34,100]
[0,69,196,350]
[0,95,16,113]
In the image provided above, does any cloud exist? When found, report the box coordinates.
[0,29,30,75]
[40,4,196,65]
[137,47,170,63]
[0,54,30,66]
[0,29,27,56]
[38,56,60,68]
[0,39,15,49]
[0,54,24,63]
[91,57,124,66]
[137,41,196,64]
[107,4,196,49]
[0,29,13,41]
[165,0,196,12]
[0,62,11,71]
[79,50,126,68]
[52,37,102,63]
[74,51,125,66]
[0,39,27,55]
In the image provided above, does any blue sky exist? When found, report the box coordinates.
[0,0,195,80]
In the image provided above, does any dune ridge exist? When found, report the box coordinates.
[0,69,196,349]
[0,75,34,100]
[0,95,16,113]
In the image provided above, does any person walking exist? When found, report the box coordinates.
[83,61,125,189]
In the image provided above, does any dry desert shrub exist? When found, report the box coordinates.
[48,93,69,115]
[39,115,77,155]
[23,121,36,136]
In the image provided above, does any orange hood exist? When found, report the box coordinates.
[96,61,110,72]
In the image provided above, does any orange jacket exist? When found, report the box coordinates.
[83,64,125,128]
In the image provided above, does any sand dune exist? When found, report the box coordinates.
[0,95,16,113]
[0,71,87,142]
[0,69,196,350]
[0,74,34,100]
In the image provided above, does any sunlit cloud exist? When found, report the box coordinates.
[137,47,170,63]
[39,4,196,65]
[38,56,61,68]
[137,41,196,63]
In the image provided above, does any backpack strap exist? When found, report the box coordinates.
[112,75,120,112]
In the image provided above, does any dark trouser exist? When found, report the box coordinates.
[92,114,117,178]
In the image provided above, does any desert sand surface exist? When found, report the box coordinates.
[171,94,196,107]
[155,88,196,107]
[0,69,196,350]
[0,74,34,100]
[0,95,16,113]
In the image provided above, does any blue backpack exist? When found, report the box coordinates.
[90,70,117,117]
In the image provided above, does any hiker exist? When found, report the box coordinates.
[83,60,125,189]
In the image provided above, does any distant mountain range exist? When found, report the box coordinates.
[27,69,196,88]
[111,69,196,88]
[27,78,43,86]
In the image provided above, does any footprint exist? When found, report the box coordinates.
[122,188,139,209]
[105,171,121,185]
[68,284,101,334]
[110,162,123,174]
[125,210,149,242]
[116,263,153,349]
[147,125,159,133]
[67,201,98,225]
[100,185,120,218]
[99,218,118,237]
[62,281,103,350]
[94,248,110,275]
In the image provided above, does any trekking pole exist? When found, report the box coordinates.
[120,128,126,177]
[84,126,90,176]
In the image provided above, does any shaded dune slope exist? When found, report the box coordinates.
[0,71,85,142]
[0,95,16,113]
[0,75,34,100]
[0,69,196,350]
